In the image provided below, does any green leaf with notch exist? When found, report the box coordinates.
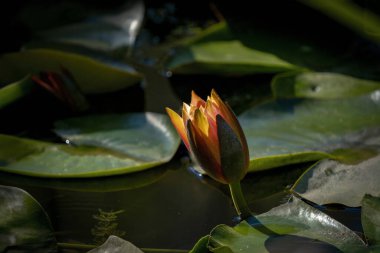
[239,91,380,172]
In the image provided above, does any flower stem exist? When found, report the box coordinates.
[229,181,251,220]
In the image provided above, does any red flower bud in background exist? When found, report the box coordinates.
[166,89,249,184]
[32,67,89,112]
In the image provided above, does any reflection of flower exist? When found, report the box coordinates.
[32,67,89,112]
[166,89,249,184]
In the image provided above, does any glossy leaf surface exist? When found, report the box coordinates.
[209,198,365,253]
[0,113,180,177]
[239,91,380,172]
[0,185,56,252]
[272,71,380,99]
[292,154,380,207]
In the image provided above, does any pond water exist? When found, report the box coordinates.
[0,1,378,252]
[0,157,362,252]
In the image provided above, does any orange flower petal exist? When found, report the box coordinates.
[191,90,206,108]
[166,107,190,151]
[187,120,226,183]
[193,109,209,136]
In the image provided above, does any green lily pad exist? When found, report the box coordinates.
[362,194,380,245]
[166,40,299,75]
[299,0,380,44]
[0,49,141,94]
[0,75,34,109]
[208,197,365,253]
[292,154,380,207]
[0,113,180,177]
[165,22,299,75]
[87,235,143,253]
[0,185,56,252]
[189,236,210,253]
[239,91,380,172]
[272,71,380,99]
[38,0,144,53]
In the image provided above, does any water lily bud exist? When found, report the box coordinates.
[166,89,249,184]
[32,67,89,112]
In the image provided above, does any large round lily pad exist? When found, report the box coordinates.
[239,91,380,172]
[207,197,365,253]
[0,113,180,177]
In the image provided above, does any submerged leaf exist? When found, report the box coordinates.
[239,91,380,172]
[0,185,56,252]
[292,154,380,207]
[208,197,365,253]
[0,49,141,94]
[0,113,180,177]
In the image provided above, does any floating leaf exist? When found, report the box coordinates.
[362,194,380,245]
[208,197,365,253]
[299,0,380,44]
[0,185,56,252]
[0,113,180,177]
[189,236,211,253]
[38,1,144,53]
[0,75,34,109]
[166,40,299,75]
[0,49,141,94]
[87,235,143,253]
[272,71,380,99]
[165,22,299,75]
[292,154,380,207]
[239,91,380,172]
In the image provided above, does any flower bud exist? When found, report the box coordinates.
[166,89,249,184]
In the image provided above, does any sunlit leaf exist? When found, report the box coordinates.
[0,49,141,94]
[362,194,380,245]
[239,91,380,172]
[272,71,380,99]
[292,155,380,207]
[87,235,143,253]
[0,113,180,177]
[37,0,144,53]
[208,197,365,253]
[189,236,211,253]
[166,40,299,75]
[165,22,299,75]
[299,0,380,44]
[0,185,56,252]
[0,75,34,109]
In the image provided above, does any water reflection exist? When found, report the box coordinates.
[0,160,236,250]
